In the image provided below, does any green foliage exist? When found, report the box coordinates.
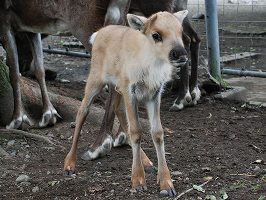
[0,59,11,97]
[258,196,266,200]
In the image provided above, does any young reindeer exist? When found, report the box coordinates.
[64,10,188,196]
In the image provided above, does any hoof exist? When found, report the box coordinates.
[81,135,113,160]
[39,108,61,127]
[131,185,147,193]
[145,166,157,174]
[191,86,201,105]
[170,90,192,111]
[160,188,177,197]
[64,169,76,176]
[170,101,184,111]
[113,131,128,147]
[6,114,33,129]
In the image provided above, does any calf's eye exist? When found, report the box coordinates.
[152,32,162,42]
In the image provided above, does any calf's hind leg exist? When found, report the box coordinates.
[64,71,104,174]
[82,0,132,160]
[112,92,154,172]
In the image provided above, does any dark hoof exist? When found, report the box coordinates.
[160,188,177,197]
[81,135,113,160]
[169,103,183,111]
[131,186,147,193]
[185,95,192,103]
[145,166,157,174]
[113,131,127,147]
[64,170,75,176]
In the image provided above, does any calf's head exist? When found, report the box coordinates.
[127,10,189,67]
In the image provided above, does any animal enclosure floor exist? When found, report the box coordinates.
[0,85,265,200]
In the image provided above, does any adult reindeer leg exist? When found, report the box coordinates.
[170,31,191,111]
[1,24,32,129]
[170,17,201,110]
[26,33,61,127]
[183,17,201,105]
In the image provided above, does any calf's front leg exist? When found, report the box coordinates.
[123,91,146,192]
[146,94,176,197]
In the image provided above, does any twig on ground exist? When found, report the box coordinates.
[249,144,263,153]
[174,177,214,200]
[0,129,65,150]
[230,173,256,177]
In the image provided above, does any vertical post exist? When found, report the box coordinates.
[205,0,222,83]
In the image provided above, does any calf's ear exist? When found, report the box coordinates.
[173,10,188,23]
[127,14,147,31]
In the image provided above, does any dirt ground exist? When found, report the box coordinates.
[0,81,266,200]
[1,3,266,199]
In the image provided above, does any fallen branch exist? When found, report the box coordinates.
[174,177,213,200]
[0,129,65,150]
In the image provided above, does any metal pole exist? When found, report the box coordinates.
[222,68,266,78]
[205,0,222,83]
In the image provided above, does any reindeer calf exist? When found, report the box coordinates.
[64,10,188,196]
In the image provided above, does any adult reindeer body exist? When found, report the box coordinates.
[64,11,189,196]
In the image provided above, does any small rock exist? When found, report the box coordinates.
[7,140,15,147]
[172,171,183,176]
[2,172,7,178]
[59,78,70,83]
[25,154,30,159]
[202,167,212,172]
[20,181,31,186]
[229,134,236,139]
[16,174,30,183]
[20,141,27,145]
[17,152,25,158]
[47,133,54,138]
[32,186,39,193]
[216,165,226,170]
[183,177,190,184]
[253,166,260,172]
[10,150,16,157]
[70,122,76,128]
[43,147,55,151]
